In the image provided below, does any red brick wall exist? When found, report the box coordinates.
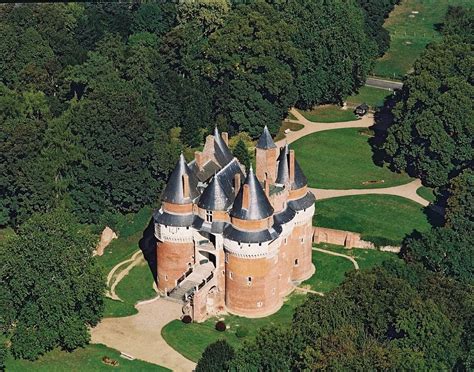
[289,222,314,281]
[156,240,194,293]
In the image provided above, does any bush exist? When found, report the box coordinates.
[236,327,249,338]
[215,321,226,332]
[182,315,192,324]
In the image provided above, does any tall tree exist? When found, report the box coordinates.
[196,340,235,372]
[0,209,105,360]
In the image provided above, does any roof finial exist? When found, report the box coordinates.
[249,164,254,173]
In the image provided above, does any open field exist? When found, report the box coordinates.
[373,0,472,79]
[104,259,157,317]
[291,128,412,189]
[6,344,169,372]
[161,292,307,362]
[275,121,304,141]
[347,86,392,109]
[297,106,358,123]
[313,194,432,246]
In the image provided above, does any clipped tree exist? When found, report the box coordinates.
[233,139,251,171]
[196,340,234,372]
[0,209,105,360]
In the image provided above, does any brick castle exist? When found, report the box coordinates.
[154,127,315,321]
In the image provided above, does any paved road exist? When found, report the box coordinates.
[365,77,403,91]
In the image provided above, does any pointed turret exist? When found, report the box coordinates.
[276,144,290,185]
[198,175,232,211]
[161,154,199,204]
[213,127,234,166]
[256,125,276,149]
[276,145,307,189]
[230,166,273,220]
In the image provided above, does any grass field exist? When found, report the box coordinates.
[347,86,392,109]
[103,259,157,317]
[291,128,412,189]
[6,344,169,372]
[161,292,307,362]
[373,0,472,79]
[314,194,431,246]
[298,106,358,123]
[416,185,436,203]
[302,243,401,291]
[275,121,304,141]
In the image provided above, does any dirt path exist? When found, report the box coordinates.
[313,247,359,270]
[91,297,196,372]
[295,286,325,296]
[310,179,428,206]
[105,250,143,300]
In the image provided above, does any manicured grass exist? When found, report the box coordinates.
[346,86,392,109]
[291,128,412,189]
[97,207,152,272]
[275,121,304,141]
[416,186,436,203]
[314,195,431,246]
[287,112,297,120]
[6,344,169,372]
[298,105,358,123]
[104,259,157,317]
[373,0,472,79]
[161,292,307,362]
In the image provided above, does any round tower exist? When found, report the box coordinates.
[223,167,283,317]
[155,154,199,294]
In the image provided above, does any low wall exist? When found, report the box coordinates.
[312,227,400,253]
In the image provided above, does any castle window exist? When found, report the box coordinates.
[165,274,168,281]
[284,238,288,245]
[247,277,252,286]
[206,210,213,222]
[272,288,276,295]
[278,274,282,280]
[229,272,233,279]
[259,242,262,246]
[225,253,229,263]
[300,237,304,244]
[294,259,299,266]
[257,301,263,308]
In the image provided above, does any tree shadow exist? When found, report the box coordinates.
[139,216,158,283]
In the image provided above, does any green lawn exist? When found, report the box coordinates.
[104,259,157,317]
[275,121,304,141]
[314,195,432,246]
[97,207,152,273]
[298,106,358,123]
[161,292,307,362]
[346,86,392,109]
[291,128,412,189]
[6,344,169,372]
[416,186,436,203]
[373,0,472,79]
[302,243,400,291]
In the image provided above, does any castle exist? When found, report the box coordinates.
[154,126,315,321]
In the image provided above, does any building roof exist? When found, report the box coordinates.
[198,175,232,211]
[256,125,276,149]
[275,144,307,190]
[161,154,200,204]
[230,166,274,220]
[215,158,244,199]
[213,127,234,167]
[153,209,195,227]
[288,191,316,211]
[223,223,281,243]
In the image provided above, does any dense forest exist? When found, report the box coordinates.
[0,0,397,228]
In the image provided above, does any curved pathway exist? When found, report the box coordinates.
[105,250,143,300]
[91,297,196,372]
[313,247,359,270]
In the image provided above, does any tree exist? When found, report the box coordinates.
[285,0,376,109]
[233,139,250,171]
[132,2,177,36]
[196,340,234,372]
[176,0,230,35]
[0,209,105,360]
[445,169,473,233]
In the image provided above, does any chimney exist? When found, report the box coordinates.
[234,173,241,196]
[264,175,270,197]
[222,132,229,145]
[242,184,250,210]
[182,174,190,198]
[195,151,203,170]
[289,150,295,183]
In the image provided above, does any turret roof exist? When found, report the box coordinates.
[213,127,234,167]
[161,154,200,204]
[275,144,307,189]
[256,125,276,149]
[230,166,274,220]
[198,175,232,211]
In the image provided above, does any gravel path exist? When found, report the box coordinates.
[91,297,196,372]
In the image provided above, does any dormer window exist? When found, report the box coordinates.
[206,210,213,222]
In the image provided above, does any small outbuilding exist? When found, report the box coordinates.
[354,103,369,116]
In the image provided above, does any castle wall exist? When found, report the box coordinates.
[289,205,315,282]
[256,147,277,183]
[156,240,194,293]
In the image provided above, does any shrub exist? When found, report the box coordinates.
[215,321,226,332]
[236,327,249,338]
[182,315,192,324]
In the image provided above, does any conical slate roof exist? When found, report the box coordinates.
[161,154,199,204]
[213,127,234,167]
[230,166,274,220]
[198,175,232,211]
[256,125,276,149]
[275,145,307,189]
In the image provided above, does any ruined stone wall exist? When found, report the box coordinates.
[312,226,371,248]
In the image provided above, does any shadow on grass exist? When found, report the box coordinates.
[139,217,158,283]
